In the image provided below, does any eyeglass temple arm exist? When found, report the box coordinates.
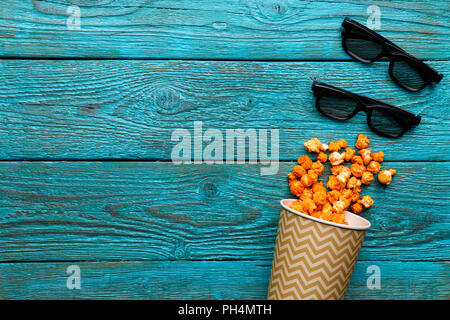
[343,18,444,83]
[360,94,422,126]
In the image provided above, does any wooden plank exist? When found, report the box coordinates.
[0,260,447,299]
[0,161,448,262]
[0,1,448,59]
[0,60,448,161]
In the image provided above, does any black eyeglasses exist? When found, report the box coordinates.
[342,17,443,92]
[312,81,421,138]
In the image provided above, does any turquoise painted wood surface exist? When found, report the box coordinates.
[0,1,448,59]
[0,161,448,262]
[0,261,448,300]
[0,0,449,300]
[0,60,448,161]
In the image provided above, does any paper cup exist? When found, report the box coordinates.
[267,199,371,300]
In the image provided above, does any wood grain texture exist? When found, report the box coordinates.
[1,161,448,262]
[0,260,448,299]
[0,1,448,59]
[0,60,448,161]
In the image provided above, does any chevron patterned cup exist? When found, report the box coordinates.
[267,199,371,300]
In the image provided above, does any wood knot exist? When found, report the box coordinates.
[174,240,190,259]
[151,85,186,115]
[200,180,218,198]
[248,0,307,24]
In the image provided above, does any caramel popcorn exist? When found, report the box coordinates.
[361,171,374,185]
[312,181,326,194]
[290,200,303,213]
[327,175,343,191]
[344,148,356,162]
[316,151,328,163]
[327,190,341,203]
[351,202,363,214]
[330,165,344,176]
[304,138,327,153]
[287,172,297,182]
[351,155,364,165]
[313,190,328,207]
[358,149,373,166]
[351,190,360,203]
[331,213,346,224]
[288,134,396,224]
[329,151,345,166]
[378,168,397,185]
[321,202,333,221]
[350,163,365,178]
[292,165,307,178]
[289,180,304,197]
[347,176,361,189]
[300,188,313,201]
[358,195,374,208]
[301,173,316,187]
[367,161,381,174]
[310,161,325,176]
[372,151,384,163]
[329,139,348,152]
[302,198,317,214]
[332,200,347,214]
[297,155,312,169]
[355,134,369,149]
[336,166,351,186]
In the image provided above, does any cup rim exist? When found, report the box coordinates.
[280,199,371,231]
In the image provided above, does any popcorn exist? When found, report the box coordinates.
[350,163,366,178]
[347,176,361,189]
[301,172,318,187]
[351,190,360,203]
[358,195,374,208]
[302,198,317,214]
[336,166,351,186]
[361,171,374,185]
[344,148,355,162]
[292,165,307,178]
[355,134,369,149]
[297,155,312,169]
[312,181,326,194]
[378,168,397,185]
[367,161,381,174]
[300,188,313,201]
[288,134,396,224]
[321,202,333,221]
[289,180,304,197]
[331,213,346,224]
[372,151,384,163]
[327,175,343,191]
[329,151,345,166]
[327,190,341,203]
[358,149,373,165]
[313,190,328,207]
[304,138,327,153]
[287,172,297,182]
[332,200,347,214]
[290,200,303,213]
[329,139,348,152]
[351,202,363,214]
[310,161,325,176]
[340,188,353,202]
[330,165,344,176]
[316,152,328,163]
[351,155,364,165]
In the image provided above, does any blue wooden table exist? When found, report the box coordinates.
[0,0,448,299]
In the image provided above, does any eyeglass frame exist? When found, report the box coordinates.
[341,17,443,92]
[312,81,421,138]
